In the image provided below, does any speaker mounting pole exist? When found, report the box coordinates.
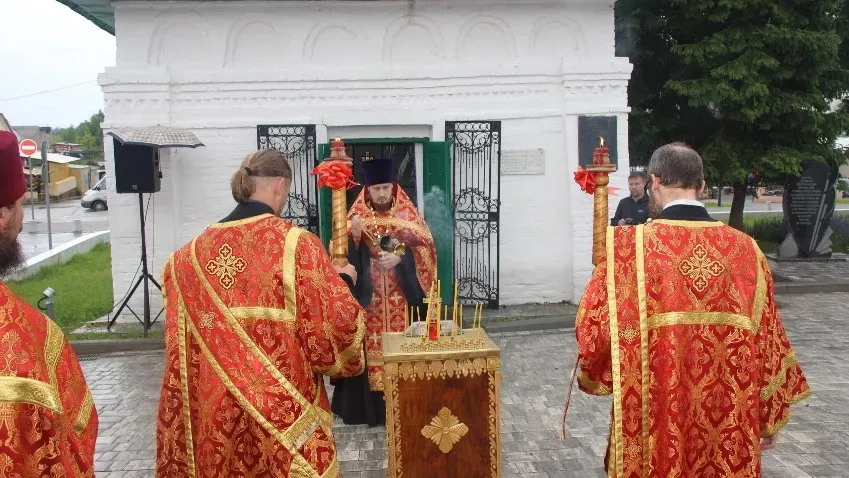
[107,192,163,336]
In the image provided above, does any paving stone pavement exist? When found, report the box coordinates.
[767,258,848,283]
[80,293,849,477]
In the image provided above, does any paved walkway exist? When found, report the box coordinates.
[81,292,849,477]
[768,258,847,283]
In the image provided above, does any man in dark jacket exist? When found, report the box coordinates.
[611,172,650,226]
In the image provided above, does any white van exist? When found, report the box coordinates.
[81,176,108,211]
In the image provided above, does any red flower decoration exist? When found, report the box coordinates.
[574,167,595,195]
[311,160,358,190]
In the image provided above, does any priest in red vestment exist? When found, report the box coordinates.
[575,143,810,477]
[156,149,366,477]
[0,130,98,476]
[330,157,437,426]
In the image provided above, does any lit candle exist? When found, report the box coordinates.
[593,136,610,165]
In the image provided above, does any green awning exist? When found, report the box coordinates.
[55,0,115,35]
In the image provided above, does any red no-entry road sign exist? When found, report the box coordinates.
[19,139,37,156]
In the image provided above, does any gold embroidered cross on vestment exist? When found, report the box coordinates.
[205,244,247,290]
[679,244,725,292]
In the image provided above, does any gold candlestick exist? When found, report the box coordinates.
[586,136,617,266]
[314,138,354,267]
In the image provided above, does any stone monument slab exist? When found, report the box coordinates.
[781,161,838,258]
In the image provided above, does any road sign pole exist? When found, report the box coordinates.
[41,142,52,250]
[28,156,34,220]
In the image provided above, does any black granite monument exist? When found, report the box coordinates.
[779,160,839,259]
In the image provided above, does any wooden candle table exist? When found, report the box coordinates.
[382,328,502,477]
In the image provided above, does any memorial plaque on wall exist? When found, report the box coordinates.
[782,161,838,257]
[578,116,618,167]
[501,148,545,175]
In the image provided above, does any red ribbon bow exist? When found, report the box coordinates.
[311,161,359,190]
[573,167,620,196]
[574,167,596,195]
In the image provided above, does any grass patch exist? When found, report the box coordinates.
[7,243,114,333]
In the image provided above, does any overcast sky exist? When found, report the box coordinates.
[0,0,115,128]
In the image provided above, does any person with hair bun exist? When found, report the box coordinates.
[156,148,366,477]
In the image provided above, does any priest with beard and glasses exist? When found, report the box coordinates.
[0,130,98,476]
[330,156,438,427]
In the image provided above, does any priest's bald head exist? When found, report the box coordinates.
[647,142,706,218]
[0,131,26,277]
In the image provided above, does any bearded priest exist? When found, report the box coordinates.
[0,130,98,476]
[330,156,437,426]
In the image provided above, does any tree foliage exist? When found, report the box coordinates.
[618,0,849,229]
[52,111,105,152]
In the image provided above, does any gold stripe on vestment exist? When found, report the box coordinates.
[760,353,799,401]
[325,309,366,377]
[605,226,625,478]
[230,307,295,323]
[74,390,94,434]
[169,256,197,477]
[0,376,61,412]
[207,213,274,228]
[44,320,64,414]
[282,227,302,322]
[578,371,611,396]
[649,219,724,228]
[752,243,768,331]
[635,224,651,475]
[647,312,757,333]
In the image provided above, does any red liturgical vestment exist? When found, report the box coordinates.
[156,215,366,477]
[347,188,437,391]
[576,220,811,477]
[0,282,98,477]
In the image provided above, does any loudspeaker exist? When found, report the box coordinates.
[113,138,161,193]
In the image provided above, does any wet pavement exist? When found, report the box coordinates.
[20,200,108,260]
[81,292,849,477]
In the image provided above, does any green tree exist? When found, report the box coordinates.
[52,110,104,154]
[619,0,849,230]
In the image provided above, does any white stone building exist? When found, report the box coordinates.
[61,0,632,316]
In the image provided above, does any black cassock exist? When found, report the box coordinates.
[330,237,428,426]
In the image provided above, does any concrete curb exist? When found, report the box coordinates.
[7,230,110,281]
[774,281,849,295]
[70,338,165,356]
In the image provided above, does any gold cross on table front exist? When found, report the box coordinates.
[679,244,725,292]
[421,407,469,454]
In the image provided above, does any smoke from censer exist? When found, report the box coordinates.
[423,185,453,254]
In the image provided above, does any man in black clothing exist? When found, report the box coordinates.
[611,172,650,226]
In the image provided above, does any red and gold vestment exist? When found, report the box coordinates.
[347,188,437,391]
[0,282,98,477]
[155,215,366,477]
[576,220,811,477]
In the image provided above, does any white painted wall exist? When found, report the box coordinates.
[101,0,631,319]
